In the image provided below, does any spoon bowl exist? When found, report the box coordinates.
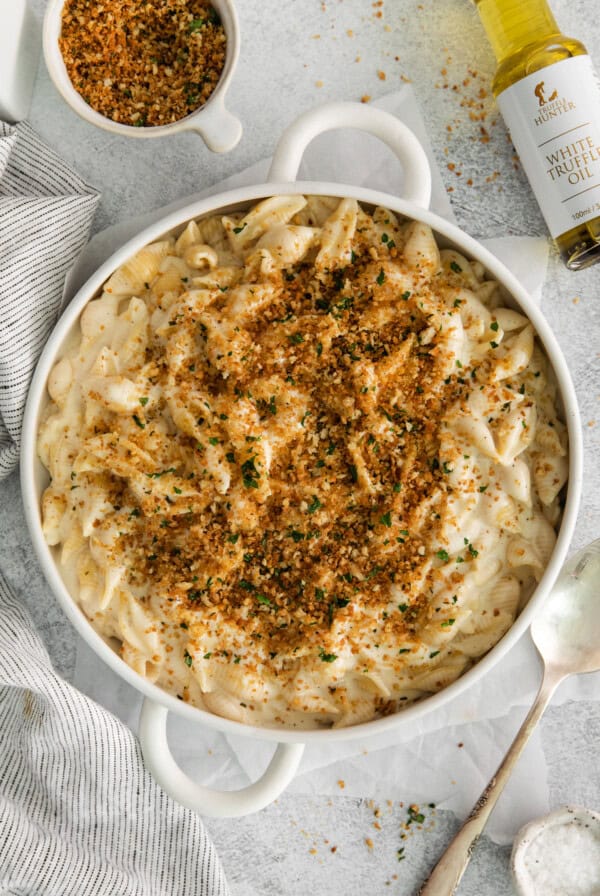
[532,539,600,675]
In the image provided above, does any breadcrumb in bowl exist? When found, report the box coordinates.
[43,0,242,152]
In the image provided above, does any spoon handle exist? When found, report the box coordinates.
[418,667,563,896]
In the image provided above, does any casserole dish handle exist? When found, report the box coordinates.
[139,701,305,818]
[268,100,432,207]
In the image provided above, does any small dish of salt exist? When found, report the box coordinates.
[512,806,600,896]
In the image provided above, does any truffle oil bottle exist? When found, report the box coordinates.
[475,0,600,270]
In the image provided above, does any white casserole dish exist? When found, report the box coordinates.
[20,102,583,817]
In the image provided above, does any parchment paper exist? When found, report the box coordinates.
[69,88,597,844]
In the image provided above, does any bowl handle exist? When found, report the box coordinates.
[184,100,243,153]
[138,698,305,817]
[267,101,432,208]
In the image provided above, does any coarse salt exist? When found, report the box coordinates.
[513,808,600,896]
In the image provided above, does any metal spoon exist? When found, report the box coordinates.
[419,539,600,896]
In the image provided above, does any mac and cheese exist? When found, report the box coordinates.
[38,195,568,728]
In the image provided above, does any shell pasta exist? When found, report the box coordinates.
[38,195,568,729]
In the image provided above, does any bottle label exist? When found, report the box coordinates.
[498,55,600,238]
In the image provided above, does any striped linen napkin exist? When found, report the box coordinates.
[0,121,229,896]
[0,120,98,478]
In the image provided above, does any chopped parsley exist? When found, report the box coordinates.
[307,495,322,514]
[241,455,260,489]
[318,648,337,663]
[407,806,426,825]
[147,467,176,479]
[380,511,392,527]
[376,268,386,286]
[132,414,145,429]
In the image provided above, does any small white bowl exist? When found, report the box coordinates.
[512,806,600,896]
[42,0,242,153]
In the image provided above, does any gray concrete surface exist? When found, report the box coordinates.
[3,1,599,893]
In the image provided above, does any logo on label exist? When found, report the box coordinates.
[533,81,558,106]
[534,80,576,124]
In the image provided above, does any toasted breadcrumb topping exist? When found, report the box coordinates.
[59,0,226,127]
